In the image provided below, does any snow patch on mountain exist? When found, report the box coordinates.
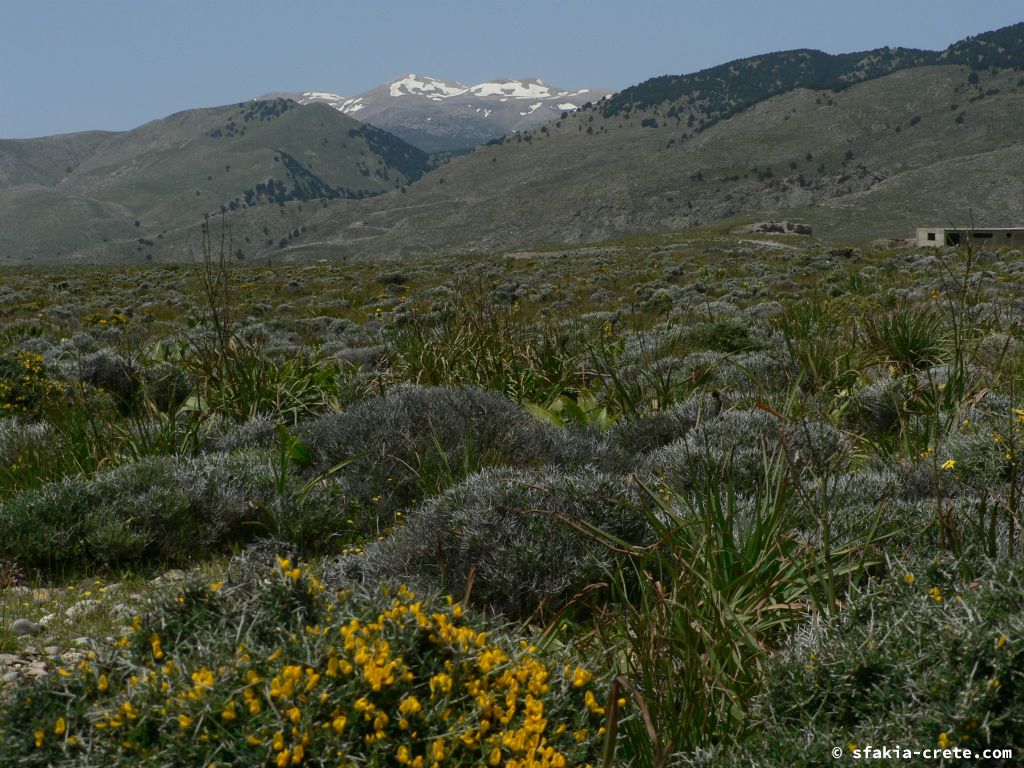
[304,91,345,101]
[388,74,469,100]
[468,79,562,100]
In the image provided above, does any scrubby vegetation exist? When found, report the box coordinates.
[1,230,1024,765]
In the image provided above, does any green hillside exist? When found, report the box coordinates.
[600,21,1024,131]
[0,131,115,188]
[0,99,430,261]
[600,46,936,128]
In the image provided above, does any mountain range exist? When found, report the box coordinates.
[2,22,1024,263]
[263,75,613,153]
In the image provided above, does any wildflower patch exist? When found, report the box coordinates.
[0,560,607,767]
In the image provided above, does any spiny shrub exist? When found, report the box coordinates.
[885,454,958,502]
[225,537,301,587]
[846,374,911,435]
[332,466,648,621]
[301,385,617,520]
[709,559,1024,766]
[78,349,140,408]
[608,393,722,457]
[203,413,280,453]
[143,362,192,413]
[782,418,850,473]
[645,409,849,492]
[642,409,780,492]
[939,429,1017,492]
[0,450,352,571]
[0,563,608,767]
[724,350,793,394]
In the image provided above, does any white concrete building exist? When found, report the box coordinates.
[917,227,1024,248]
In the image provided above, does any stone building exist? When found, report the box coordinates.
[916,227,1024,247]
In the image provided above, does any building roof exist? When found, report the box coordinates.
[918,226,1024,232]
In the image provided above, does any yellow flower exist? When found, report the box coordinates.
[904,573,915,585]
[399,696,422,716]
[97,674,109,693]
[571,666,592,687]
[34,730,44,748]
[54,717,66,736]
[429,672,452,697]
[938,732,951,748]
[209,581,223,591]
[178,714,193,729]
[929,586,943,604]
[996,634,1008,648]
[431,738,446,762]
[941,459,956,470]
[276,749,291,768]
[288,707,302,724]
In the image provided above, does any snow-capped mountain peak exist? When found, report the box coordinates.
[260,75,613,152]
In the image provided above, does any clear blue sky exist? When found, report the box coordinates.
[1,0,1021,138]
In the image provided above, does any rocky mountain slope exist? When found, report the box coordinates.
[265,75,613,152]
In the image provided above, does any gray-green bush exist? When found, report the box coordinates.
[328,466,648,620]
[0,450,351,571]
[301,385,621,518]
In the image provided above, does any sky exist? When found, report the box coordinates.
[1,0,1022,138]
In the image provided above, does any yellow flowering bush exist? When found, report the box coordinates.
[83,310,130,327]
[0,559,607,766]
[0,351,66,417]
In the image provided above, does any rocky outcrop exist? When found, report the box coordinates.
[746,221,813,235]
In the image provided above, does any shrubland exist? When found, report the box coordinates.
[1,231,1022,765]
